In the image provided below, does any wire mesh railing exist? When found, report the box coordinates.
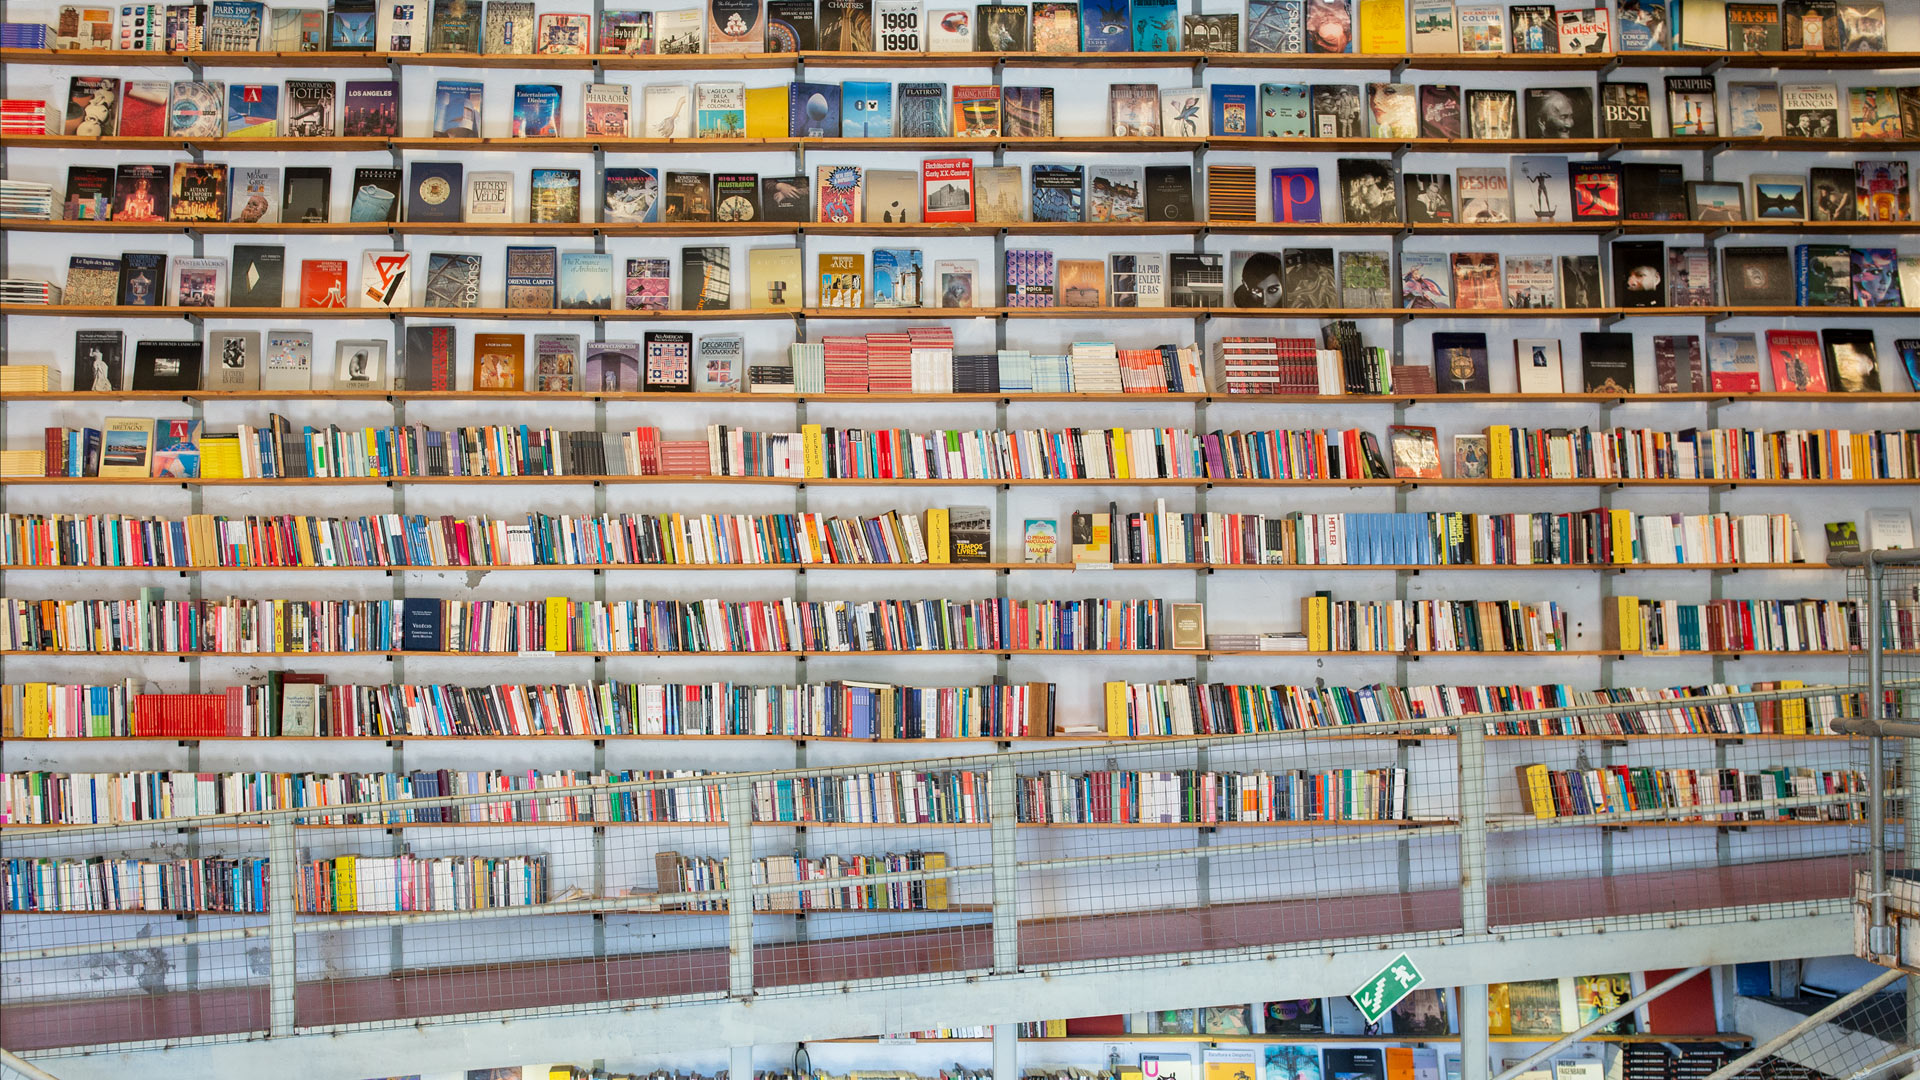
[1,679,1899,1055]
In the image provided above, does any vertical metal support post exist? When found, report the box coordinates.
[1194,745,1211,907]
[993,1022,1020,1080]
[990,758,1019,974]
[1458,721,1488,935]
[1459,984,1490,1080]
[725,778,755,996]
[731,1044,755,1080]
[1868,558,1891,952]
[268,817,299,1036]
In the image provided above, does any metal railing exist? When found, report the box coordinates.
[0,677,1897,1055]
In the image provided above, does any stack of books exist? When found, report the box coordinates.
[865,331,913,392]
[0,449,47,476]
[0,279,59,304]
[1067,342,1123,393]
[1217,337,1281,395]
[787,341,823,393]
[749,364,797,394]
[0,98,45,135]
[952,353,997,393]
[1118,348,1170,393]
[908,326,955,393]
[0,178,53,218]
[0,365,50,392]
[996,349,1034,392]
[659,440,709,475]
[822,335,867,393]
[1031,352,1071,392]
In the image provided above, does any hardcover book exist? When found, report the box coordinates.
[665,171,713,221]
[696,81,746,137]
[1465,87,1515,138]
[172,257,227,307]
[1004,86,1054,136]
[1652,334,1699,392]
[820,0,872,47]
[747,247,802,307]
[347,166,402,222]
[1261,82,1311,136]
[642,331,696,391]
[1034,1,1081,50]
[168,162,226,222]
[342,80,399,135]
[624,257,671,309]
[1728,81,1782,137]
[483,0,535,51]
[1824,327,1882,392]
[282,166,331,222]
[767,0,815,46]
[600,9,653,49]
[1089,165,1144,223]
[864,169,918,222]
[512,83,561,136]
[1450,252,1500,309]
[819,252,864,306]
[1144,165,1193,221]
[1599,82,1653,138]
[707,0,765,50]
[1432,332,1491,392]
[530,168,582,223]
[359,249,411,307]
[815,164,862,222]
[284,80,335,137]
[1579,331,1635,393]
[1313,83,1363,136]
[229,244,284,306]
[225,82,277,136]
[473,333,524,390]
[168,81,224,137]
[872,247,923,306]
[1401,252,1451,306]
[1721,246,1792,305]
[433,78,483,137]
[1523,86,1592,138]
[1110,84,1162,137]
[300,258,349,307]
[422,252,481,307]
[585,342,641,390]
[1031,164,1085,223]
[406,161,463,222]
[656,6,705,50]
[583,83,631,137]
[64,166,115,221]
[841,79,893,136]
[505,244,559,308]
[532,333,579,391]
[682,245,731,309]
[1665,75,1717,136]
[466,170,512,221]
[954,85,1001,136]
[402,324,456,391]
[922,158,974,223]
[1765,329,1826,391]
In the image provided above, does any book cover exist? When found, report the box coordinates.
[872,247,923,306]
[117,252,166,305]
[168,80,224,137]
[1523,85,1593,138]
[761,174,809,220]
[599,167,660,224]
[348,166,402,222]
[1184,11,1236,50]
[1212,84,1256,136]
[1617,0,1670,47]
[74,330,125,391]
[530,167,582,223]
[333,338,387,389]
[873,0,920,48]
[225,82,277,136]
[466,170,512,220]
[379,0,426,49]
[656,6,705,50]
[1083,0,1131,48]
[1401,252,1451,307]
[65,75,120,137]
[767,0,814,47]
[953,85,1001,136]
[116,81,169,136]
[283,80,335,137]
[1160,87,1206,136]
[682,245,731,309]
[531,333,579,391]
[1611,239,1666,307]
[644,83,694,137]
[841,79,893,136]
[585,341,642,390]
[748,247,802,307]
[300,258,349,307]
[1004,86,1054,137]
[505,244,559,308]
[900,83,948,136]
[815,163,862,222]
[1569,161,1621,220]
[110,164,166,222]
[1006,248,1057,306]
[1511,156,1570,222]
[922,158,974,223]
[229,244,285,306]
[715,172,761,221]
[328,0,376,45]
[936,258,981,307]
[1303,0,1351,49]
[1579,331,1636,393]
[1729,81,1782,136]
[927,4,971,47]
[864,168,917,222]
[1764,329,1826,391]
[168,162,227,223]
[229,166,279,222]
[1464,87,1514,138]
[1722,246,1792,305]
[1652,334,1699,392]
[625,257,672,309]
[65,256,121,307]
[1514,338,1564,393]
[820,0,871,47]
[401,324,455,391]
[359,249,411,307]
[406,161,463,222]
[558,252,613,309]
[262,331,314,391]
[483,0,535,51]
[696,81,746,137]
[512,83,561,136]
[433,78,483,137]
[1337,158,1397,223]
[422,252,482,307]
[707,0,764,50]
[131,339,204,391]
[473,332,524,389]
[1090,165,1144,222]
[1405,173,1454,223]
[1856,160,1909,222]
[1557,5,1608,50]
[601,9,654,50]
[1261,82,1311,136]
[818,252,865,306]
[1131,0,1176,47]
[1853,248,1902,307]
[342,80,399,135]
[1456,166,1509,223]
[1110,252,1165,307]
[976,165,1024,221]
[1665,75,1717,136]
[1449,252,1500,309]
[1031,164,1085,223]
[1504,254,1557,307]
[643,330,695,390]
[583,83,630,137]
[1339,250,1390,306]
[1824,327,1881,392]
[1110,84,1162,136]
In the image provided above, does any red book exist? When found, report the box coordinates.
[1765,329,1827,392]
[299,259,349,308]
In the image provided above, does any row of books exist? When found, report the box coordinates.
[1603,595,1912,652]
[1472,423,1920,481]
[0,507,1809,571]
[1017,766,1411,823]
[1098,679,1826,737]
[1297,595,1570,653]
[654,849,952,910]
[0,853,551,913]
[0,594,1206,654]
[1,678,1058,739]
[24,0,1898,57]
[1513,763,1868,821]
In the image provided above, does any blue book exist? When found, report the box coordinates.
[1210,83,1255,135]
[432,79,482,137]
[788,81,841,136]
[1616,0,1668,49]
[512,84,561,137]
[1131,0,1176,48]
[1081,0,1130,49]
[225,83,278,136]
[840,80,893,136]
[405,161,463,222]
[1260,82,1311,136]
[400,598,445,651]
[1030,164,1084,222]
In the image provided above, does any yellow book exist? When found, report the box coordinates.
[1105,680,1130,736]
[1358,0,1408,51]
[544,596,570,646]
[926,507,951,563]
[1610,507,1635,564]
[1780,679,1808,734]
[1110,427,1131,479]
[334,855,359,912]
[201,438,243,478]
[744,85,786,137]
[922,851,949,910]
[1301,595,1330,652]
[802,423,825,478]
[1486,425,1514,479]
[669,512,689,564]
[273,598,286,653]
[23,682,51,738]
[1520,764,1555,819]
[1608,595,1641,651]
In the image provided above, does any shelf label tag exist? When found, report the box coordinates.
[1075,563,1115,572]
[1352,952,1424,1025]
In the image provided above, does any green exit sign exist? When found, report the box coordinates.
[1351,953,1425,1025]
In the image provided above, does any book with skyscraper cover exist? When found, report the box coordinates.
[1003,86,1054,137]
[429,0,481,50]
[284,80,335,137]
[899,83,947,136]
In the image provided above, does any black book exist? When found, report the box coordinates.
[1337,158,1398,223]
[760,174,810,221]
[403,325,457,391]
[63,166,116,219]
[1431,331,1491,392]
[1523,86,1594,138]
[767,0,817,48]
[1599,82,1653,138]
[400,598,447,650]
[349,166,403,222]
[1578,331,1636,393]
[664,171,714,222]
[1323,1050,1385,1080]
[283,166,332,223]
[1143,164,1194,221]
[949,505,991,562]
[130,339,205,391]
[1621,162,1686,220]
[1611,240,1666,308]
[117,253,166,306]
[714,172,762,222]
[680,246,731,309]
[1721,246,1792,305]
[976,2,1027,49]
[73,330,125,391]
[1822,328,1881,393]
[1808,167,1857,221]
[229,245,286,307]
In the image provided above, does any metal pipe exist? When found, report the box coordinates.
[1460,984,1490,1080]
[1490,966,1707,1080]
[1459,721,1487,935]
[267,818,298,1037]
[989,759,1018,976]
[1871,557,1891,951]
[1705,967,1906,1080]
[0,1048,68,1080]
[725,778,754,997]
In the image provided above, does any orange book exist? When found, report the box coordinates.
[473,333,527,391]
[299,259,348,308]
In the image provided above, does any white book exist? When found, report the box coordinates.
[1157,87,1207,137]
[933,258,978,308]
[875,0,922,49]
[655,6,704,51]
[1109,251,1165,308]
[1868,508,1915,550]
[358,249,411,307]
[644,83,693,138]
[1513,338,1563,393]
[466,170,514,221]
[1409,0,1457,50]
[1678,0,1728,48]
[926,5,971,48]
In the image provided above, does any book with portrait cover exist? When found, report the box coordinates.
[229,166,279,223]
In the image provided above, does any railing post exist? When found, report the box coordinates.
[725,778,755,997]
[993,1022,1019,1080]
[1457,720,1488,936]
[1868,557,1893,955]
[990,759,1018,975]
[267,818,297,1036]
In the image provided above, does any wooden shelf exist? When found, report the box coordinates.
[0,731,1857,745]
[0,817,1451,831]
[8,42,1918,71]
[0,562,1835,574]
[0,902,995,916]
[3,476,1906,488]
[0,648,1898,659]
[815,1032,1757,1045]
[10,216,1918,239]
[9,131,1916,155]
[1493,816,1874,829]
